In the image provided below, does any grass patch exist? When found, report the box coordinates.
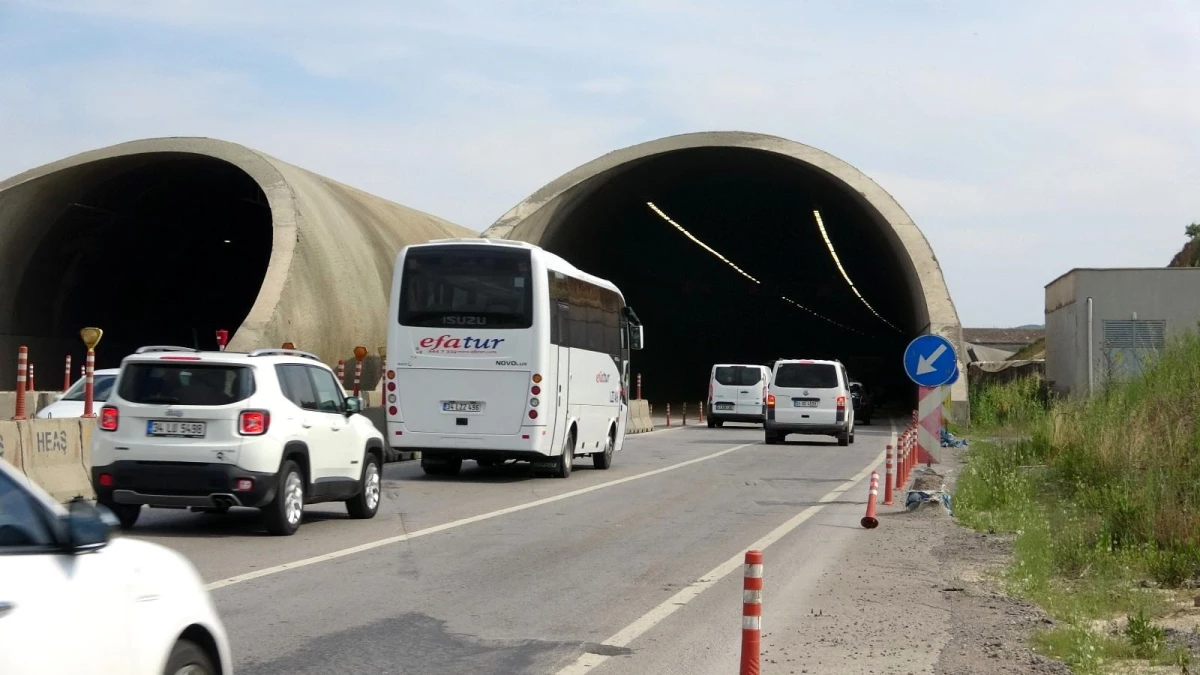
[958,333,1200,671]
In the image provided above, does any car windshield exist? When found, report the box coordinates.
[118,363,255,405]
[774,363,839,389]
[714,366,762,387]
[61,374,116,402]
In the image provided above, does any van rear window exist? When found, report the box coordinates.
[118,363,255,405]
[714,366,762,387]
[774,363,838,389]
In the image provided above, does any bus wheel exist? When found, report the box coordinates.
[554,433,574,478]
[593,433,614,470]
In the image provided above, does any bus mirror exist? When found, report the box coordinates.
[629,325,644,351]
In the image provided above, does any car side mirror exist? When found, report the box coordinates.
[63,497,111,552]
[344,396,363,415]
[629,325,644,351]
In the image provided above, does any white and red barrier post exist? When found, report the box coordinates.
[884,444,895,506]
[27,363,35,392]
[861,471,880,529]
[13,346,28,420]
[80,327,103,418]
[352,346,366,397]
[636,373,642,400]
[665,403,671,427]
[698,400,704,423]
[336,359,346,385]
[63,355,72,391]
[741,550,763,675]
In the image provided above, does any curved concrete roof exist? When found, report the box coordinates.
[482,130,968,406]
[0,137,471,373]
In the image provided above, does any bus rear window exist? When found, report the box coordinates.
[399,246,533,329]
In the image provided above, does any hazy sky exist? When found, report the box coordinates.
[2,1,1197,327]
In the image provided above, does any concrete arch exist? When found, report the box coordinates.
[483,131,967,414]
[0,137,471,382]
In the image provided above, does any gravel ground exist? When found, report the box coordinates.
[758,442,1071,674]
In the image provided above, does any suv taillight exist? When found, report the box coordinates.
[239,410,270,435]
[836,396,846,410]
[766,394,775,408]
[99,406,119,431]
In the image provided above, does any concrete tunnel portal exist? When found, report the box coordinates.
[0,133,965,417]
[484,132,966,414]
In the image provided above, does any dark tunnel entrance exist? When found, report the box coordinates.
[5,154,273,373]
[539,147,921,411]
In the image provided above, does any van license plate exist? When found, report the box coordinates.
[715,403,734,411]
[147,420,206,437]
[442,401,483,413]
[792,400,818,408]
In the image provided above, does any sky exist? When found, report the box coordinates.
[1,0,1197,327]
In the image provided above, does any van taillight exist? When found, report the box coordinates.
[239,410,270,436]
[99,406,119,431]
[708,382,714,402]
[766,394,775,408]
[836,396,846,410]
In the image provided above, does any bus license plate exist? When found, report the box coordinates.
[442,401,483,413]
[147,420,207,437]
[792,400,818,408]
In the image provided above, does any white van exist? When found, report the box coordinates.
[765,359,855,446]
[706,364,770,427]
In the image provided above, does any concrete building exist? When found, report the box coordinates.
[1044,268,1200,397]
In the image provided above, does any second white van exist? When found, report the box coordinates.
[765,359,855,445]
[707,364,771,427]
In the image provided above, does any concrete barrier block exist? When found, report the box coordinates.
[21,419,93,502]
[0,420,24,474]
[0,391,40,420]
[80,417,96,474]
[625,400,653,434]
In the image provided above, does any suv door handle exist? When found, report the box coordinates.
[0,601,16,618]
[331,426,343,432]
[301,422,313,429]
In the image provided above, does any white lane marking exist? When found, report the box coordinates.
[206,441,757,591]
[555,445,888,675]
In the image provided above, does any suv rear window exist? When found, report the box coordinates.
[714,366,763,387]
[774,363,839,389]
[118,363,255,406]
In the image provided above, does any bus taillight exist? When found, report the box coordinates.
[532,373,542,384]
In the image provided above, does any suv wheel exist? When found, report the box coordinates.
[346,452,381,519]
[837,430,850,447]
[264,460,305,536]
[165,639,216,675]
[101,501,141,530]
[764,431,780,445]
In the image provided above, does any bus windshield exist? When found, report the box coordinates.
[399,246,534,329]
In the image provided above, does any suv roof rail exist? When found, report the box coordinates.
[134,345,201,354]
[248,348,321,362]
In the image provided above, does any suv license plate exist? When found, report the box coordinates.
[147,420,207,437]
[792,400,818,408]
[442,401,483,413]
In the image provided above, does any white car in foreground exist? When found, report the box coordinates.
[35,368,120,419]
[0,459,231,674]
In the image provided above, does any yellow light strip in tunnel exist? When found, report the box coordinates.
[646,202,760,285]
[646,201,866,336]
[813,209,902,333]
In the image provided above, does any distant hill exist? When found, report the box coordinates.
[1169,236,1200,267]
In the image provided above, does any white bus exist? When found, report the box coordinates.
[383,239,644,478]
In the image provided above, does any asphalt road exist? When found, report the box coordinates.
[129,420,894,674]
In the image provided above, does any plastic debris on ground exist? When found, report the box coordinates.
[906,467,953,516]
[940,427,969,448]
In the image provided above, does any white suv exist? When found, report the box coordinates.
[765,359,856,446]
[91,347,386,536]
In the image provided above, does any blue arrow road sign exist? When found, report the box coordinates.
[903,334,958,387]
[945,361,960,386]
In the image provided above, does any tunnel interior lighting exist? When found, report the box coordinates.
[646,202,760,285]
[812,210,901,333]
[648,201,869,336]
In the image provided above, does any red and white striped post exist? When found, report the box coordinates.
[80,363,85,380]
[63,355,72,391]
[682,402,687,426]
[740,550,763,675]
[665,403,671,427]
[27,363,35,392]
[352,346,367,397]
[883,444,895,505]
[336,359,346,385]
[636,373,642,400]
[13,346,28,420]
[698,400,704,423]
[80,327,103,418]
[861,471,880,528]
